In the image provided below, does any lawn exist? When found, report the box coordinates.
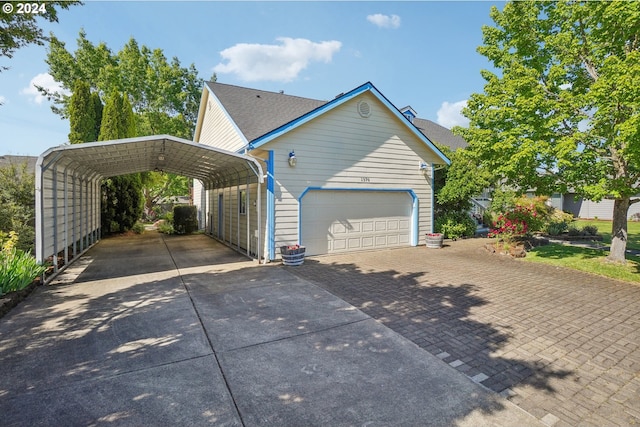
[574,219,640,251]
[526,245,640,283]
[525,218,640,283]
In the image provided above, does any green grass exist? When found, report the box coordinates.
[526,244,640,283]
[573,219,640,251]
[524,219,640,283]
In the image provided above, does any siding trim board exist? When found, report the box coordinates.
[266,150,276,260]
[298,187,419,251]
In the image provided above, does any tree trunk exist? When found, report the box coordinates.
[607,197,630,263]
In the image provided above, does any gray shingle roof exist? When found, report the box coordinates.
[207,82,468,151]
[0,155,38,174]
[206,82,327,143]
[412,118,468,151]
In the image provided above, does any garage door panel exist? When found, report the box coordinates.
[301,190,412,255]
[333,238,347,251]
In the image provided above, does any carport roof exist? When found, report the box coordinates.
[37,135,264,186]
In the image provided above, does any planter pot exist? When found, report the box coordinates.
[425,233,444,249]
[280,245,306,266]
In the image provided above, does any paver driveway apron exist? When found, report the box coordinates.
[0,232,541,426]
[290,239,640,427]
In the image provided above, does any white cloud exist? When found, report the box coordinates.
[20,73,69,104]
[213,37,342,83]
[366,14,401,29]
[0,95,5,105]
[437,100,470,129]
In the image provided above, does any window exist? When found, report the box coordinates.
[239,190,247,215]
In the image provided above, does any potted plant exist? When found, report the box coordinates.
[280,244,306,266]
[425,233,444,249]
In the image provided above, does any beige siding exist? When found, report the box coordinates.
[197,93,246,152]
[205,182,262,257]
[254,92,442,252]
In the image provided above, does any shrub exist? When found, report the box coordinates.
[0,232,46,295]
[157,222,174,234]
[173,206,198,234]
[582,225,599,236]
[0,161,36,254]
[435,212,476,239]
[567,226,581,236]
[101,174,144,234]
[546,221,568,235]
[131,222,145,234]
[487,193,551,236]
[489,203,544,242]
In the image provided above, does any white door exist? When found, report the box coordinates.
[301,190,412,255]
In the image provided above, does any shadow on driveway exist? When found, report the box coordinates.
[0,232,543,426]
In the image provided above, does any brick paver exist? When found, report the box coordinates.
[289,239,640,427]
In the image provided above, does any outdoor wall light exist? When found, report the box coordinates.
[288,150,297,167]
[419,161,428,171]
[158,154,165,161]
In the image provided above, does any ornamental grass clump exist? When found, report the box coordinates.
[0,231,46,296]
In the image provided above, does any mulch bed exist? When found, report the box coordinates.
[484,235,551,258]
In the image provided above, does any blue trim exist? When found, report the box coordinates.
[266,151,275,260]
[297,187,420,247]
[248,81,450,166]
[431,164,436,235]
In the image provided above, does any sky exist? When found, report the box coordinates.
[0,1,504,156]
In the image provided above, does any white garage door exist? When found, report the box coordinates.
[300,190,412,255]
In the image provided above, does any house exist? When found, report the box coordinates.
[0,155,38,172]
[193,81,451,261]
[553,193,640,221]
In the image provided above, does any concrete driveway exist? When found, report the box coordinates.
[291,240,640,427]
[0,232,540,426]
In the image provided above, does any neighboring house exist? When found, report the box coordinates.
[0,155,38,173]
[556,193,640,221]
[193,81,451,260]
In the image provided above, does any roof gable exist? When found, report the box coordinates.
[205,82,326,143]
[249,82,450,165]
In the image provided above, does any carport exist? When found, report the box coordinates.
[35,135,264,281]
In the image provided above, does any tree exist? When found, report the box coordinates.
[456,0,640,263]
[0,1,80,73]
[68,80,99,144]
[41,31,203,138]
[140,172,189,220]
[0,161,36,253]
[99,91,143,233]
[98,90,135,142]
